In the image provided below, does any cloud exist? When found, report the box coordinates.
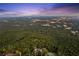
[0,9,21,17]
[36,6,79,16]
[0,9,8,12]
[0,5,79,17]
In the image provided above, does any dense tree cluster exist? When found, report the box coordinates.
[0,16,79,56]
[0,25,79,56]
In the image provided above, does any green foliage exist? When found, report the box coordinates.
[0,24,79,56]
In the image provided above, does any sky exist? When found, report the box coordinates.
[0,3,79,17]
